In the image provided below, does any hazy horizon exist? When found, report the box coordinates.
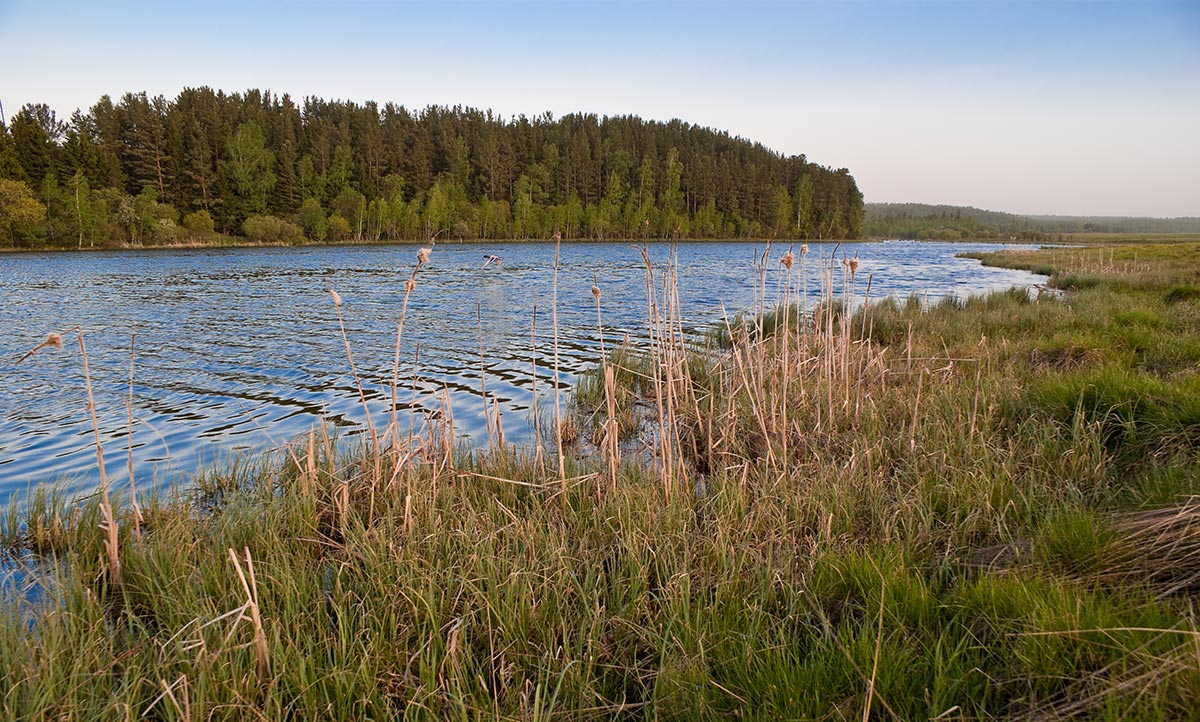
[2,0,1197,218]
[864,201,1200,221]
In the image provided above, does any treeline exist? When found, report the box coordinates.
[864,204,1048,241]
[1023,214,1200,234]
[865,202,1200,240]
[0,88,863,249]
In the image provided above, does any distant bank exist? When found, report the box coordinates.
[866,201,1200,241]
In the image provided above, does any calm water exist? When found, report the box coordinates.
[0,241,1041,505]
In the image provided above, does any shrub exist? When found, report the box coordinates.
[242,214,304,244]
[150,217,184,245]
[182,209,215,235]
[327,213,351,242]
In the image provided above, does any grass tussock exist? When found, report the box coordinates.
[4,242,1200,718]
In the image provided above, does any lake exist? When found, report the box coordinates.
[0,240,1042,506]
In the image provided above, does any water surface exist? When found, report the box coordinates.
[0,240,1041,505]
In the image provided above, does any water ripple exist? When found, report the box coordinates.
[0,241,1042,503]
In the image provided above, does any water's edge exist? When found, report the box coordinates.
[0,240,1043,506]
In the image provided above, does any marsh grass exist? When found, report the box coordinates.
[4,242,1200,718]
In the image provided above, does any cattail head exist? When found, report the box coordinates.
[780,251,794,270]
[849,257,860,275]
[591,284,601,301]
[800,244,809,256]
[329,288,342,307]
[15,331,65,365]
[417,247,431,265]
[552,230,562,242]
[405,278,416,294]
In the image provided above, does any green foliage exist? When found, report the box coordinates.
[326,213,351,242]
[182,208,215,235]
[0,177,47,246]
[241,214,303,244]
[220,121,276,225]
[295,197,327,241]
[0,88,865,247]
[9,104,64,184]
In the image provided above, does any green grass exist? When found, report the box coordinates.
[1058,233,1200,245]
[4,243,1200,719]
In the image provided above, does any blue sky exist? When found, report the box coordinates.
[1,0,1197,216]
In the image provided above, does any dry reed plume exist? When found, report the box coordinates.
[17,327,123,587]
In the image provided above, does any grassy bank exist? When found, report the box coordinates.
[1054,232,1200,246]
[4,243,1200,719]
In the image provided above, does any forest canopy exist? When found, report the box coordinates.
[0,88,864,248]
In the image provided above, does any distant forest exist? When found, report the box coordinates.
[866,203,1200,241]
[0,88,865,249]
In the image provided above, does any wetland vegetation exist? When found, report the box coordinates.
[3,239,1200,718]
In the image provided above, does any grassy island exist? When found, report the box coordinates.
[4,241,1200,719]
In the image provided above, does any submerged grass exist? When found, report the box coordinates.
[4,241,1200,719]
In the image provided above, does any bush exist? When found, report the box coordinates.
[150,218,184,245]
[242,215,304,244]
[182,210,215,235]
[327,213,351,242]
[154,202,179,224]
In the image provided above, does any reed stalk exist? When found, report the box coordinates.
[592,273,620,486]
[531,303,543,470]
[478,299,495,451]
[228,547,270,685]
[863,577,886,722]
[126,331,141,539]
[970,335,986,439]
[910,367,924,452]
[391,247,429,451]
[780,248,795,463]
[75,326,122,588]
[660,248,685,488]
[551,231,566,493]
[638,245,672,497]
[330,287,379,452]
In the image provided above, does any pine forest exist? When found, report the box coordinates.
[0,88,864,249]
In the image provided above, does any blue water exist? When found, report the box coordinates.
[0,240,1041,505]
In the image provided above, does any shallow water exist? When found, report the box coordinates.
[0,240,1041,505]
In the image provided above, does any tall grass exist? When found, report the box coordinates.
[4,241,1200,719]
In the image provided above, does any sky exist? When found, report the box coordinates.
[0,0,1197,217]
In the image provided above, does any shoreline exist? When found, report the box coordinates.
[6,232,1198,256]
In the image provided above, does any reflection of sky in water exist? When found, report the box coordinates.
[0,241,1043,503]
